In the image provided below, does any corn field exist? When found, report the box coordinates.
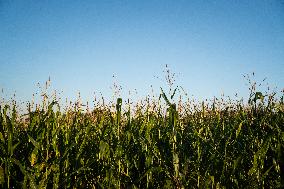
[0,82,283,188]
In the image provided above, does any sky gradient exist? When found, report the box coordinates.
[1,0,284,103]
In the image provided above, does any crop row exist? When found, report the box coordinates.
[0,88,283,188]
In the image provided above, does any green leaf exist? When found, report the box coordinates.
[236,121,243,138]
[160,88,171,106]
[0,166,4,185]
[27,134,40,150]
[171,87,178,99]
[0,132,4,143]
[11,142,20,156]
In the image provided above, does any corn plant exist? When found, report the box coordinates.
[0,81,283,188]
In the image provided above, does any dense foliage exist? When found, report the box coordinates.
[0,85,283,188]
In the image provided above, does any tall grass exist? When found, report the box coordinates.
[0,75,283,188]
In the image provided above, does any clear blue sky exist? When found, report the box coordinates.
[1,0,283,103]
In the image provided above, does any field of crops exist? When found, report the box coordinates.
[0,79,284,188]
